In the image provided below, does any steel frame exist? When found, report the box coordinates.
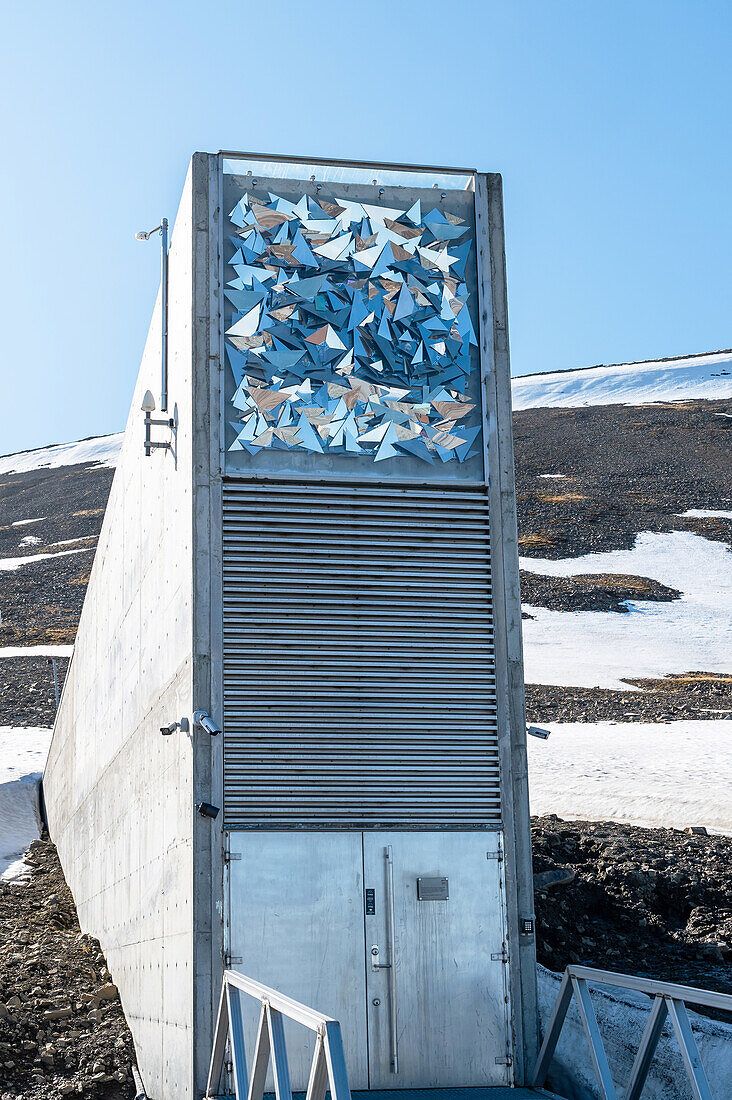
[205,971,352,1100]
[208,154,537,1083]
[218,148,476,176]
[532,964,731,1100]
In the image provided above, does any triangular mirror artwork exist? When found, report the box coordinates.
[223,184,482,467]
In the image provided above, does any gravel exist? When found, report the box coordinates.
[514,398,732,559]
[0,839,137,1099]
[526,673,732,723]
[520,570,681,614]
[0,658,69,727]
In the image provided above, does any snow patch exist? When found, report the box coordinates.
[47,535,97,548]
[538,473,567,479]
[19,535,42,548]
[677,508,732,520]
[11,517,45,527]
[512,350,732,410]
[0,727,52,881]
[0,546,93,572]
[521,531,732,689]
[0,645,73,658]
[528,720,732,834]
[0,433,122,477]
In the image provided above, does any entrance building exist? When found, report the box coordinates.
[44,152,536,1099]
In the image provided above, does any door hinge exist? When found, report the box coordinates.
[486,851,503,861]
[495,1054,513,1066]
[224,851,241,864]
[224,953,243,967]
[491,947,509,963]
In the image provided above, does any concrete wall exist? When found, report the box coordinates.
[44,156,217,1099]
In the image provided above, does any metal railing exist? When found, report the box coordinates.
[205,971,352,1100]
[532,964,732,1100]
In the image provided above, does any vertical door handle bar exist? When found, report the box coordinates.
[385,844,399,1073]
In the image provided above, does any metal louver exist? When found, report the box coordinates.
[222,479,500,828]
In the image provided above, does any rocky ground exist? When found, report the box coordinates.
[520,570,682,615]
[532,815,732,1018]
[0,840,138,1099]
[514,398,732,559]
[526,672,732,723]
[0,657,70,727]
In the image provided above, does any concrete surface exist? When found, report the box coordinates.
[44,158,205,1098]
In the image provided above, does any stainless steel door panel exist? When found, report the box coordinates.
[364,831,511,1088]
[227,832,369,1090]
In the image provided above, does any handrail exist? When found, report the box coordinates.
[532,963,732,1100]
[205,970,352,1100]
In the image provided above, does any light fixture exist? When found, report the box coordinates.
[141,389,174,457]
[197,802,220,820]
[135,218,169,412]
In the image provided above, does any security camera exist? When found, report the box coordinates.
[197,802,220,820]
[160,718,190,736]
[193,710,221,736]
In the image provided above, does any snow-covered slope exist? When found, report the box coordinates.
[0,727,52,880]
[512,350,732,410]
[0,433,122,477]
[521,530,732,690]
[528,720,732,834]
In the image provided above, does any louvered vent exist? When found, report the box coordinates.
[222,479,500,827]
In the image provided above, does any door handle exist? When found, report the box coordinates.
[385,844,399,1073]
[370,944,391,970]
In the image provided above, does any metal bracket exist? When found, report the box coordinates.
[224,852,242,865]
[491,948,509,963]
[486,851,504,861]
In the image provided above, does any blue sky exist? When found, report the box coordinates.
[1,1,730,453]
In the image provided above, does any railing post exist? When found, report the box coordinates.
[571,977,617,1100]
[247,1004,270,1100]
[206,981,230,1099]
[625,995,668,1100]
[305,1032,328,1100]
[267,1005,294,1100]
[531,969,573,1086]
[226,984,248,1099]
[322,1019,352,1100]
[666,998,714,1100]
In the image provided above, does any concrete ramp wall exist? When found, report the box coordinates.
[44,154,218,1099]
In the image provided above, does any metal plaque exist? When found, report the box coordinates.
[417,876,449,901]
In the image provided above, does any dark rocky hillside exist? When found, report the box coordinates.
[514,398,732,559]
[532,815,732,1012]
[2,401,730,725]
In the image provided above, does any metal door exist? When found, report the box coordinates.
[363,831,511,1088]
[227,832,370,1091]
